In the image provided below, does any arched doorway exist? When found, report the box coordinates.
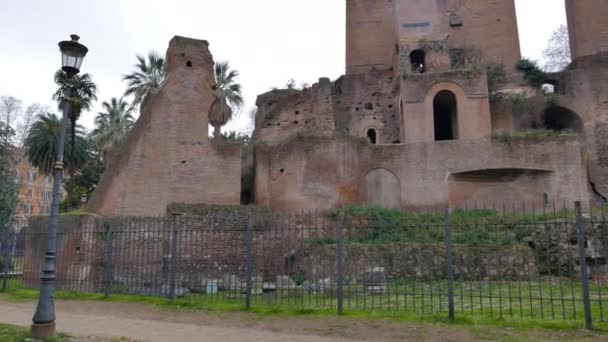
[543,106,583,133]
[433,90,458,141]
[363,168,401,209]
[367,128,377,144]
[409,50,426,73]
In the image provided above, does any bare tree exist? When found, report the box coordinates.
[542,25,571,72]
[0,96,22,147]
[16,103,46,147]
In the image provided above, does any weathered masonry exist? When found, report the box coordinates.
[253,0,608,210]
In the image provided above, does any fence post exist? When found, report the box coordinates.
[102,220,114,298]
[336,211,344,315]
[168,214,179,301]
[245,215,254,310]
[444,206,455,321]
[1,230,8,292]
[575,201,593,330]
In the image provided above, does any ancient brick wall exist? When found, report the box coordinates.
[346,0,521,74]
[254,135,589,210]
[346,0,396,74]
[566,0,608,61]
[87,36,241,217]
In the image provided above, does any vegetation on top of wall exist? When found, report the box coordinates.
[322,205,582,246]
[492,129,577,144]
[516,59,547,86]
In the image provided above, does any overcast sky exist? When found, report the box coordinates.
[0,0,567,133]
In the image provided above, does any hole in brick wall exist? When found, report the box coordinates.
[388,105,393,108]
[355,108,360,111]
[293,121,299,125]
[304,121,309,124]
[186,61,192,67]
[277,123,281,126]
[267,123,272,127]
[393,140,401,144]
[365,103,373,110]
[392,115,396,118]
[410,49,426,73]
[280,168,285,173]
[373,117,377,120]
[181,160,187,165]
[295,110,300,115]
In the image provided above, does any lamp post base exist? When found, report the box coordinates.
[30,322,56,340]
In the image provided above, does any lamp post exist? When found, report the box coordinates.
[30,34,88,340]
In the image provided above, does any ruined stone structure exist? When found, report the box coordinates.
[252,0,608,210]
[88,37,241,216]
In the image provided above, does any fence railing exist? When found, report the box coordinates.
[1,201,607,328]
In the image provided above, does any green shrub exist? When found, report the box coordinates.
[516,59,547,86]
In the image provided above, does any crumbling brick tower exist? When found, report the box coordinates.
[88,37,242,216]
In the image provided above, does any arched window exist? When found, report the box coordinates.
[367,128,377,144]
[433,90,458,141]
[543,106,583,133]
[409,50,426,73]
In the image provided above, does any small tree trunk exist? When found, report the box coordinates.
[213,125,221,139]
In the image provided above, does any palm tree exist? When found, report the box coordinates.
[91,97,135,161]
[123,51,166,110]
[24,113,89,176]
[209,62,244,138]
[52,70,98,154]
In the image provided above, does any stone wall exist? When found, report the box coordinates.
[346,0,521,74]
[87,36,242,217]
[254,134,589,210]
[566,0,608,61]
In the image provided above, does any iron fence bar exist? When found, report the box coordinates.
[245,215,253,310]
[103,220,114,298]
[336,211,344,315]
[168,214,179,301]
[1,230,8,292]
[575,201,593,329]
[444,206,455,320]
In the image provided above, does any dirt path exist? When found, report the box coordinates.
[0,298,604,342]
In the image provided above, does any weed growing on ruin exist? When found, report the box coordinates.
[516,59,548,86]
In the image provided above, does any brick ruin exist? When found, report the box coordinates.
[87,37,242,216]
[253,0,608,210]
[87,1,608,216]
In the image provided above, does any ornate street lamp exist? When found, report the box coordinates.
[30,34,88,340]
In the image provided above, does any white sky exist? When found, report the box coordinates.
[0,0,567,133]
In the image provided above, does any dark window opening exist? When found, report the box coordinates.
[433,90,458,141]
[367,129,377,145]
[410,50,426,73]
[543,106,583,133]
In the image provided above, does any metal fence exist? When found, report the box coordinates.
[1,201,607,328]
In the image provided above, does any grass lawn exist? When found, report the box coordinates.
[0,323,71,342]
[2,286,608,335]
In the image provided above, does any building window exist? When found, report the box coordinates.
[367,129,377,145]
[433,90,459,141]
[45,175,51,184]
[410,49,426,73]
[28,170,36,182]
[22,204,32,217]
[44,191,52,199]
